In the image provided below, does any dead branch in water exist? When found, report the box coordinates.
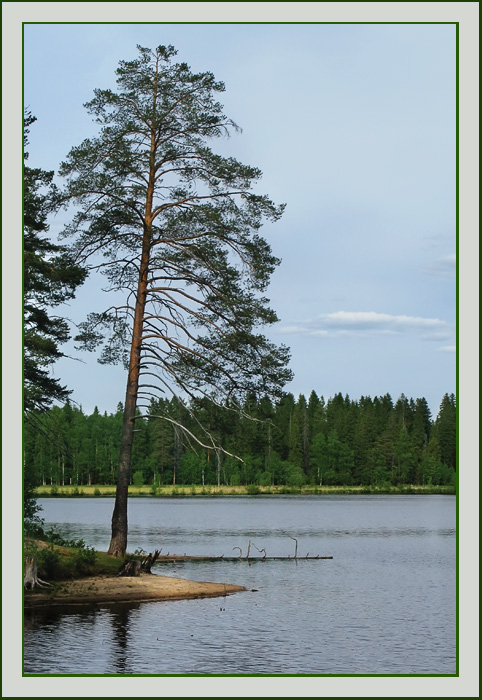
[252,543,267,559]
[149,537,332,563]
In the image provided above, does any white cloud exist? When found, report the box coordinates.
[278,310,452,340]
[424,253,456,275]
[421,331,453,341]
[320,311,446,330]
[439,345,456,353]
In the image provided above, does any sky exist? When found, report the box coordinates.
[23,21,457,418]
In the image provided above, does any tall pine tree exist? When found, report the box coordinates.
[58,45,292,554]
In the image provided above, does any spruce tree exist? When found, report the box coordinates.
[58,45,292,555]
[24,112,86,413]
[23,112,86,527]
[434,393,457,470]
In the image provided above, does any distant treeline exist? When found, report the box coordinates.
[24,391,456,489]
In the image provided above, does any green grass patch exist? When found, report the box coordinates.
[35,482,455,498]
[24,538,122,583]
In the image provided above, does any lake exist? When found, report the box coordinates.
[24,495,456,675]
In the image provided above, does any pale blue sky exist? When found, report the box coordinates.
[24,22,457,417]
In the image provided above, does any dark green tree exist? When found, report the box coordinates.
[307,390,325,438]
[393,393,414,432]
[309,432,327,485]
[23,112,86,528]
[272,392,296,460]
[353,396,376,483]
[393,426,414,484]
[148,398,175,484]
[292,394,310,474]
[24,112,86,413]
[420,434,442,485]
[58,45,292,555]
[434,393,456,470]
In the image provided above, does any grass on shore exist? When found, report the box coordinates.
[24,537,123,589]
[35,483,455,497]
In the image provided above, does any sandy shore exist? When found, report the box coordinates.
[24,572,247,608]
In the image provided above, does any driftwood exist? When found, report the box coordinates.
[135,538,332,565]
[118,550,162,577]
[141,550,162,573]
[252,543,267,559]
[24,557,52,590]
[152,554,333,561]
[117,560,141,577]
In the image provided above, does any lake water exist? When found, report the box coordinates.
[24,495,456,675]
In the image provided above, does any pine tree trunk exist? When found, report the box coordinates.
[107,109,157,556]
[107,233,150,556]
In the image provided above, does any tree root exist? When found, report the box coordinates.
[24,557,52,590]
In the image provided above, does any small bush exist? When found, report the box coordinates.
[50,484,59,496]
[259,471,272,487]
[230,472,241,486]
[286,468,305,489]
[24,539,40,560]
[94,488,101,496]
[24,518,45,539]
[38,543,62,579]
[133,470,144,487]
[73,545,97,575]
[279,486,297,494]
[245,484,261,495]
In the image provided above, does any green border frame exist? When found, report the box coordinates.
[454,19,460,681]
[21,20,459,680]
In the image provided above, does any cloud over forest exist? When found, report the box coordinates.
[279,311,452,341]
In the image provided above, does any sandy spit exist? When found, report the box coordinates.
[24,573,247,608]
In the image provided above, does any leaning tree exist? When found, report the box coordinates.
[58,45,292,556]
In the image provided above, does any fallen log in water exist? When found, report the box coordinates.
[152,554,333,562]
[140,538,333,565]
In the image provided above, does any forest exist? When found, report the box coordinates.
[25,391,456,490]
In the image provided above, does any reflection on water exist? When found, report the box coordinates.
[24,495,456,675]
[110,606,130,675]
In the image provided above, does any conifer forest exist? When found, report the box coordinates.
[25,391,456,490]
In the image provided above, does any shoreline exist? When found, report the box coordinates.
[24,572,247,608]
[35,484,456,498]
